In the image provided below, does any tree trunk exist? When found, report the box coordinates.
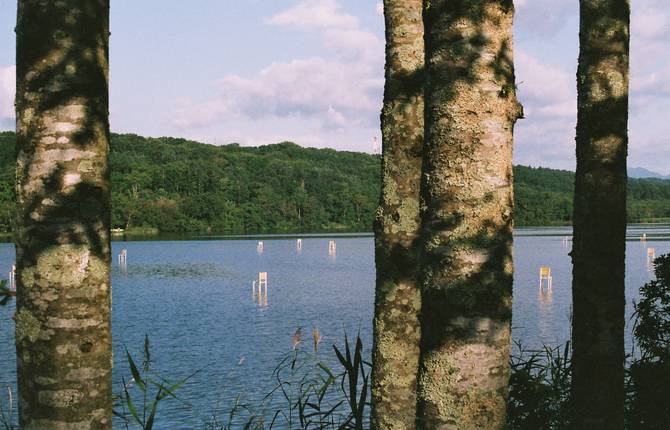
[416,1,521,428]
[371,1,424,429]
[15,1,112,428]
[571,1,629,428]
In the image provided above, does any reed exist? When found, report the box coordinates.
[0,388,16,430]
[113,335,197,430]
[206,329,371,429]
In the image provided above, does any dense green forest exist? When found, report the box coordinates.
[0,131,669,234]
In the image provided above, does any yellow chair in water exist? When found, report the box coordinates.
[539,266,553,290]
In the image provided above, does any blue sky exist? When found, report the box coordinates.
[1,0,669,174]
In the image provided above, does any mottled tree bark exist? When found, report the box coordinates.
[15,1,112,429]
[571,1,629,428]
[416,1,522,428]
[371,1,424,429]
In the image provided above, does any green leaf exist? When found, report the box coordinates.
[126,349,146,392]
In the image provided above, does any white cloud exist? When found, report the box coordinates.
[628,0,670,174]
[172,0,384,152]
[0,65,15,127]
[632,64,670,99]
[513,52,577,170]
[265,0,358,31]
[515,0,576,36]
[516,52,573,105]
[633,6,668,39]
[375,2,384,16]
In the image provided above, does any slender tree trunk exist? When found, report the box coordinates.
[416,1,522,428]
[571,1,629,428]
[371,1,424,429]
[15,1,112,428]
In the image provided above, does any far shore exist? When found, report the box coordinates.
[0,222,669,244]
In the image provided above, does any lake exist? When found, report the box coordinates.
[0,226,669,428]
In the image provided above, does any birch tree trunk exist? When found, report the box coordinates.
[416,1,522,428]
[15,1,112,428]
[571,1,629,428]
[371,1,424,429]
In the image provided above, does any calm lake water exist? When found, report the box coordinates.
[0,226,669,428]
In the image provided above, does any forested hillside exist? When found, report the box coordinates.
[0,131,669,233]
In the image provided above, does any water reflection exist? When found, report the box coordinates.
[328,240,336,261]
[254,290,268,308]
[118,249,127,274]
[252,272,269,308]
[646,247,656,271]
[537,287,554,341]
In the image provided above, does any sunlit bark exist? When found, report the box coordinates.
[371,1,424,429]
[417,1,522,428]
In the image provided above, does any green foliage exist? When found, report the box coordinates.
[0,280,13,307]
[1,132,379,234]
[627,254,670,429]
[632,254,670,360]
[206,330,370,429]
[2,132,670,232]
[114,335,195,430]
[507,341,572,429]
[0,387,16,430]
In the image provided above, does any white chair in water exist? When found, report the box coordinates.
[647,248,656,267]
[253,272,268,296]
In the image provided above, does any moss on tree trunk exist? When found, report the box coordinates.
[15,1,112,428]
[371,1,424,429]
[416,1,522,428]
[571,0,630,428]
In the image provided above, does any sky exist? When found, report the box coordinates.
[0,0,668,174]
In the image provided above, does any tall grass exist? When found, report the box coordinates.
[113,335,196,430]
[206,329,371,430]
[0,388,16,430]
[507,341,572,429]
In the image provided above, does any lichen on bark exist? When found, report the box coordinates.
[371,1,425,429]
[416,1,522,428]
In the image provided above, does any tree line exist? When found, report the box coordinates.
[0,131,668,235]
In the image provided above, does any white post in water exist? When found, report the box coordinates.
[118,249,127,265]
[647,248,656,267]
[9,264,15,289]
[253,272,268,305]
[297,239,302,252]
[539,266,553,291]
[257,241,264,254]
[641,233,647,242]
[328,240,336,257]
[258,272,268,295]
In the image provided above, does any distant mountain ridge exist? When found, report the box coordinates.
[0,131,670,231]
[629,167,670,180]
